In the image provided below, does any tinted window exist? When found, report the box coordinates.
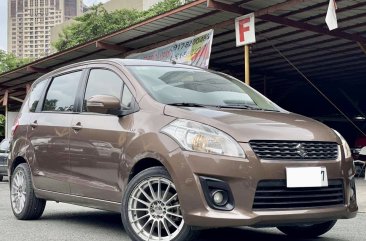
[43,71,82,112]
[29,79,47,112]
[83,69,123,111]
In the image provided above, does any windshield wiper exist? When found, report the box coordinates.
[167,103,209,108]
[167,103,279,112]
[215,104,280,112]
[216,104,263,110]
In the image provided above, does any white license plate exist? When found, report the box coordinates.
[286,167,328,188]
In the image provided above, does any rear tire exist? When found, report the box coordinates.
[0,175,3,182]
[121,166,196,241]
[277,220,337,238]
[10,163,46,220]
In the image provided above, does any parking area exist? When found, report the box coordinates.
[0,177,365,241]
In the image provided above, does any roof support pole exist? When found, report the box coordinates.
[2,90,8,107]
[5,104,8,138]
[244,45,250,85]
[2,90,9,139]
[26,84,31,94]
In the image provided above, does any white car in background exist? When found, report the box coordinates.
[0,138,10,182]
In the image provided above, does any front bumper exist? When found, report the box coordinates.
[167,143,358,228]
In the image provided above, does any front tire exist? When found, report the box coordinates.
[121,166,196,241]
[277,220,337,238]
[10,163,46,220]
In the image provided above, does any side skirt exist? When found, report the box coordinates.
[35,188,121,213]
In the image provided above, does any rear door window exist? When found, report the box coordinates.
[43,71,82,112]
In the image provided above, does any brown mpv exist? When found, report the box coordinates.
[8,59,357,241]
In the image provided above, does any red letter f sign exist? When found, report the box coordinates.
[235,13,256,47]
[239,18,250,42]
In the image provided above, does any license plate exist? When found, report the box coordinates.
[286,167,328,188]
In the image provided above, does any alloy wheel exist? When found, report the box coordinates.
[128,177,184,241]
[11,169,27,214]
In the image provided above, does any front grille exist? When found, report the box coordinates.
[253,179,344,210]
[249,141,338,160]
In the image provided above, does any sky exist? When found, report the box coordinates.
[0,0,110,52]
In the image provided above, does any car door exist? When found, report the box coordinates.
[28,69,84,193]
[69,65,137,202]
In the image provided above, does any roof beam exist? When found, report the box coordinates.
[207,0,307,18]
[26,66,49,73]
[207,0,366,44]
[9,96,24,103]
[95,41,131,52]
[255,0,308,17]
[358,42,366,55]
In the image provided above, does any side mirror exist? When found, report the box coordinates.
[86,95,121,114]
[359,146,366,156]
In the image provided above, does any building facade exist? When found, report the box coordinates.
[7,0,83,59]
[102,0,164,12]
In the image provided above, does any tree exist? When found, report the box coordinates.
[53,0,188,51]
[0,50,32,74]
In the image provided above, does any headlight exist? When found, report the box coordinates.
[161,119,245,158]
[333,129,352,159]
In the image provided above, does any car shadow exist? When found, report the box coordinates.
[39,209,344,241]
[41,210,125,234]
[196,227,343,241]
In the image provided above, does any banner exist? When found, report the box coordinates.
[127,29,214,68]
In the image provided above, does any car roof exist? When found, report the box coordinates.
[114,59,202,69]
[36,58,202,82]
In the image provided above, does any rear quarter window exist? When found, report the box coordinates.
[28,79,48,112]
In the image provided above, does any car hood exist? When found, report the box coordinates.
[163,106,340,143]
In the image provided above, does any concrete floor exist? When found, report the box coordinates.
[0,177,365,241]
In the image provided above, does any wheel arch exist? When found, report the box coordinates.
[128,157,165,182]
[10,156,28,176]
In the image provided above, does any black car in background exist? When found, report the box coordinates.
[0,138,10,181]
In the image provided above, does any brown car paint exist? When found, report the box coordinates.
[8,59,357,228]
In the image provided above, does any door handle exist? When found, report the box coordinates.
[72,122,83,131]
[30,120,38,129]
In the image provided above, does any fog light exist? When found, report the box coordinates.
[213,191,224,204]
[212,190,228,206]
[199,176,234,211]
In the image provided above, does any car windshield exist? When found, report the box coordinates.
[0,139,10,151]
[127,65,282,112]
